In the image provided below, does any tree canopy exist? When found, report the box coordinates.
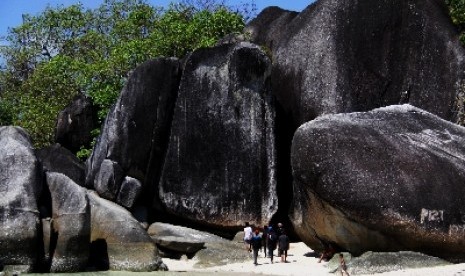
[0,0,250,151]
[446,0,465,42]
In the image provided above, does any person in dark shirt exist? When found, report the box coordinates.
[251,229,263,265]
[278,230,290,263]
[262,224,269,257]
[267,228,278,263]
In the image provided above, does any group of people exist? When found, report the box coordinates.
[243,222,349,275]
[243,222,290,266]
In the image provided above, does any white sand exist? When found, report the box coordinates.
[162,242,465,276]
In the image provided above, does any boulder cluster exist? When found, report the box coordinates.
[2,0,465,273]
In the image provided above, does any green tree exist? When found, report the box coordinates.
[0,0,250,150]
[445,0,465,125]
[446,0,465,43]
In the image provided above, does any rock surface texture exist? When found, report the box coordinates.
[329,251,450,275]
[86,58,181,203]
[55,94,97,153]
[148,222,226,243]
[247,0,465,127]
[148,222,227,257]
[291,105,465,261]
[46,172,90,272]
[245,6,298,54]
[87,191,166,271]
[36,143,86,186]
[116,176,143,209]
[0,126,42,271]
[158,42,276,228]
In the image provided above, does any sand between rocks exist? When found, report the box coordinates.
[162,242,465,276]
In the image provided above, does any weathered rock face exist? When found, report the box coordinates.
[55,94,97,153]
[193,239,251,268]
[147,223,248,267]
[36,143,85,187]
[116,176,142,209]
[148,222,226,257]
[87,191,166,271]
[0,126,42,271]
[46,172,90,272]
[245,6,298,53]
[247,0,465,127]
[158,42,277,228]
[327,251,450,275]
[93,159,124,201]
[291,105,465,261]
[148,222,226,243]
[86,58,181,204]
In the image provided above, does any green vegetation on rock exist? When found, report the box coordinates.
[0,0,250,150]
[446,0,465,36]
[446,0,465,125]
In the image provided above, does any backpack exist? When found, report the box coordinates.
[269,232,277,242]
[268,232,278,250]
[251,235,262,249]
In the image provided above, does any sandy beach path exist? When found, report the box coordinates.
[163,242,465,276]
[163,242,330,275]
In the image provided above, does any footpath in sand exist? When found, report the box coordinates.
[162,242,465,276]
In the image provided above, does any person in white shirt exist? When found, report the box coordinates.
[243,222,253,252]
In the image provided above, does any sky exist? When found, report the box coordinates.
[0,0,314,42]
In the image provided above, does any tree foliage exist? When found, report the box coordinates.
[445,0,465,126]
[0,0,250,149]
[446,0,465,42]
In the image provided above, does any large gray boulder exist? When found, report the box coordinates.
[245,6,298,53]
[86,58,182,201]
[46,172,90,272]
[326,251,450,275]
[0,126,42,271]
[193,239,251,268]
[36,143,85,186]
[87,191,166,271]
[247,0,465,127]
[148,222,226,243]
[93,159,124,201]
[158,42,277,228]
[146,223,249,268]
[150,236,205,258]
[291,105,465,261]
[116,176,143,209]
[148,222,227,257]
[247,0,465,232]
[55,94,97,154]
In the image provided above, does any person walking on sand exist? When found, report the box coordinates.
[262,224,270,257]
[267,228,278,263]
[243,222,253,252]
[251,229,262,265]
[339,253,349,276]
[278,229,290,263]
